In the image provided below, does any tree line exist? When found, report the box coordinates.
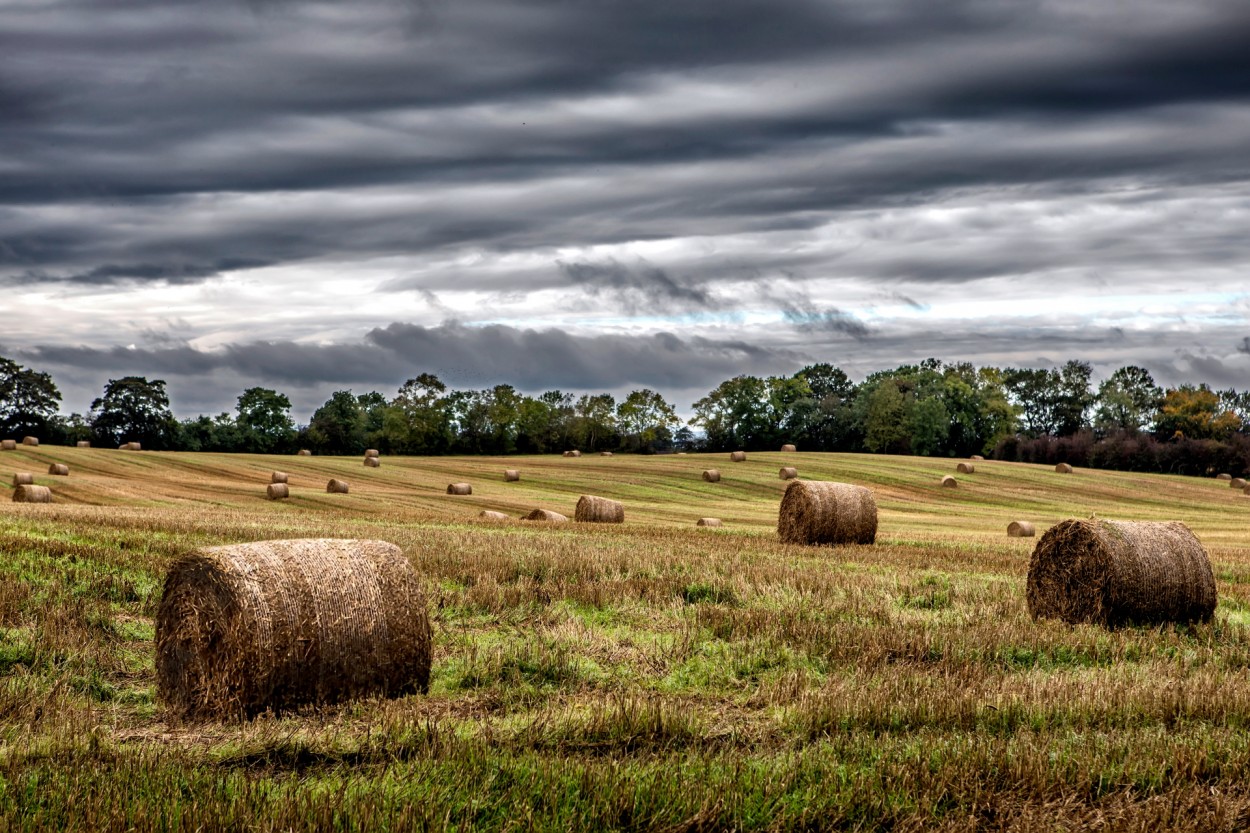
[2,354,1247,475]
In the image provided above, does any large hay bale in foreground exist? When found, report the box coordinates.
[48,463,69,476]
[271,471,288,484]
[365,449,379,459]
[940,475,958,488]
[479,510,509,521]
[1216,473,1233,481]
[779,467,798,480]
[1231,478,1247,490]
[1007,520,1036,538]
[575,495,624,523]
[156,539,431,721]
[730,451,746,462]
[523,508,568,522]
[12,472,34,486]
[1026,519,1216,626]
[22,437,38,447]
[266,483,290,501]
[12,485,51,503]
[298,449,312,456]
[1055,462,1073,473]
[76,441,90,448]
[956,462,975,474]
[0,440,15,451]
[326,479,349,494]
[503,469,520,482]
[702,469,721,483]
[780,444,797,453]
[777,480,877,546]
[696,517,722,528]
[563,450,581,458]
[363,457,380,468]
[447,483,472,495]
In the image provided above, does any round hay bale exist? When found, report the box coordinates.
[119,441,141,451]
[21,437,38,447]
[12,472,34,486]
[777,480,877,546]
[702,469,721,483]
[0,440,16,451]
[696,517,722,528]
[1026,518,1216,626]
[730,451,747,462]
[1007,520,1036,538]
[271,471,288,484]
[600,451,613,457]
[478,510,509,521]
[447,483,472,495]
[523,508,568,522]
[364,449,380,458]
[1244,483,1250,496]
[155,538,431,721]
[363,457,380,468]
[1230,478,1247,490]
[940,475,958,488]
[76,441,90,448]
[266,483,290,501]
[503,469,520,482]
[971,455,985,461]
[780,444,797,453]
[575,495,624,523]
[779,466,798,480]
[1055,462,1073,474]
[563,450,581,458]
[956,462,975,474]
[48,463,69,476]
[1216,473,1233,481]
[326,479,349,494]
[12,484,51,503]
[298,449,312,456]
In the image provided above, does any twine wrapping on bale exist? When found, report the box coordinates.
[76,441,90,448]
[780,444,797,453]
[1026,518,1216,626]
[298,449,312,456]
[777,480,877,546]
[957,462,975,474]
[479,510,509,521]
[697,518,722,527]
[575,495,624,523]
[1231,478,1247,490]
[1055,463,1073,473]
[447,483,472,495]
[503,469,521,482]
[365,449,379,459]
[941,475,958,488]
[271,472,289,484]
[12,472,34,486]
[523,508,568,522]
[730,451,747,462]
[22,437,38,447]
[0,440,15,451]
[48,463,69,476]
[266,483,290,501]
[155,538,431,721]
[12,485,51,503]
[702,469,721,483]
[779,467,798,480]
[364,457,380,468]
[1008,521,1036,538]
[1216,473,1233,481]
[326,479,349,494]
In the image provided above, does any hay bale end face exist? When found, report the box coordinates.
[563,450,581,458]
[503,469,520,482]
[600,451,613,457]
[155,538,431,721]
[1055,463,1073,473]
[12,484,51,503]
[779,466,798,480]
[271,471,288,484]
[730,451,747,462]
[21,437,38,447]
[777,480,877,546]
[1026,518,1216,627]
[266,483,290,501]
[940,475,958,488]
[365,449,379,458]
[1007,520,1036,538]
[478,510,509,521]
[1230,478,1247,490]
[76,441,90,448]
[1216,473,1233,481]
[326,479,349,494]
[702,469,721,483]
[447,483,472,495]
[780,444,797,453]
[523,508,568,522]
[12,472,34,486]
[119,442,141,451]
[575,495,624,523]
[956,462,975,474]
[696,517,722,527]
[363,457,380,468]
[298,449,312,456]
[48,463,69,476]
[0,440,16,451]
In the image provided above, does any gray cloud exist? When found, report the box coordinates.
[558,258,721,313]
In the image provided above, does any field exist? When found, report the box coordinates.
[3,446,1250,831]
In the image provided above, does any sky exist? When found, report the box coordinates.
[2,0,1249,422]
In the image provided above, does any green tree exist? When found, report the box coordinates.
[862,380,908,454]
[90,377,178,449]
[1155,385,1242,440]
[0,356,62,439]
[617,389,681,453]
[691,375,769,450]
[1094,366,1162,435]
[384,373,453,454]
[235,387,296,453]
[309,390,368,454]
[571,393,617,451]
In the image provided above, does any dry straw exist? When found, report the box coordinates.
[447,483,472,495]
[730,451,747,462]
[971,455,985,461]
[479,510,509,521]
[326,479,349,494]
[779,467,798,480]
[48,463,69,476]
[76,441,90,448]
[364,457,380,468]
[1026,518,1216,626]
[523,508,568,522]
[12,485,51,503]
[365,449,380,458]
[298,449,312,456]
[266,483,290,501]
[956,462,975,474]
[600,451,613,457]
[120,442,141,451]
[780,444,797,452]
[1007,520,1036,538]
[696,517,722,527]
[12,473,34,486]
[503,469,520,482]
[1244,483,1250,496]
[21,437,38,447]
[777,480,877,546]
[1231,478,1247,490]
[271,472,288,484]
[155,538,431,721]
[575,495,624,523]
[0,440,15,451]
[563,450,581,458]
[702,469,721,483]
[1216,473,1232,481]
[1055,462,1073,473]
[941,475,958,488]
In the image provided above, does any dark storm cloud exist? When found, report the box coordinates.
[1237,337,1250,355]
[16,258,270,287]
[558,259,721,313]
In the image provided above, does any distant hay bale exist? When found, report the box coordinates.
[478,510,509,521]
[12,473,34,486]
[575,495,624,523]
[1055,463,1073,473]
[155,538,431,721]
[447,483,472,495]
[600,451,613,457]
[1216,473,1233,481]
[971,455,985,461]
[779,466,798,480]
[266,483,290,501]
[326,479,349,494]
[12,484,51,503]
[298,449,312,456]
[120,442,141,451]
[76,441,90,448]
[1026,518,1216,626]
[696,517,722,527]
[523,508,568,522]
[365,449,379,458]
[563,450,581,458]
[364,457,380,468]
[503,469,520,482]
[730,451,746,462]
[702,469,721,483]
[48,463,69,476]
[1244,483,1250,496]
[1007,520,1036,538]
[271,471,288,484]
[0,440,15,451]
[21,437,38,447]
[777,480,877,546]
[940,475,958,488]
[780,444,797,452]
[956,462,975,474]
[1230,478,1247,490]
